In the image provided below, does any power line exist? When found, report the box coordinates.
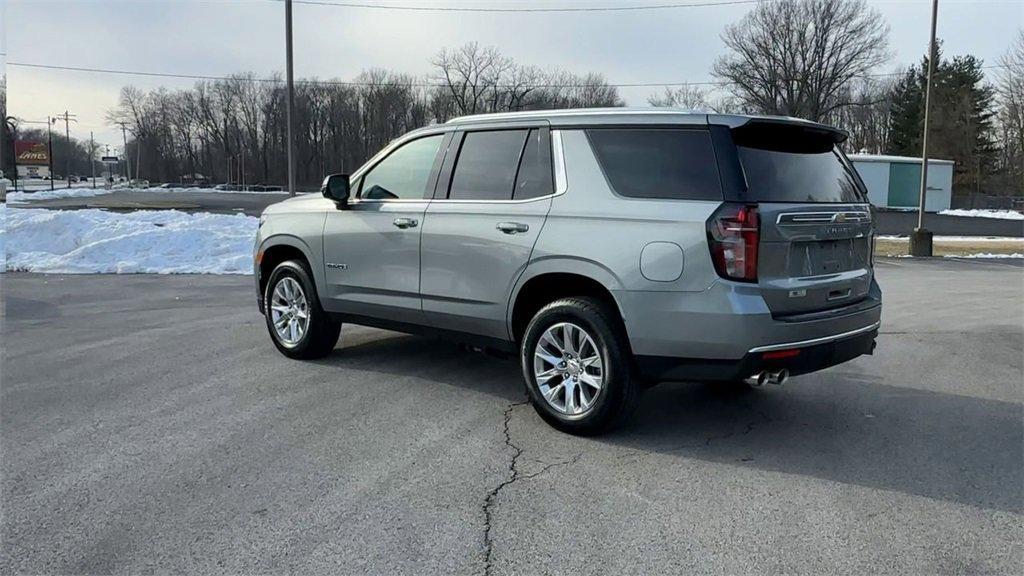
[271,0,764,12]
[8,60,1010,90]
[6,61,725,88]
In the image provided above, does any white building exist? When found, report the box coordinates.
[848,154,954,212]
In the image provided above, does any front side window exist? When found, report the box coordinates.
[360,134,444,200]
[587,129,723,201]
[449,130,529,200]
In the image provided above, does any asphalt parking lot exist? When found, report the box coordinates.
[2,258,1022,575]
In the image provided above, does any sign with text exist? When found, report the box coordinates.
[15,141,49,166]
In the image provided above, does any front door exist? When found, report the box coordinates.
[420,127,555,340]
[322,133,447,323]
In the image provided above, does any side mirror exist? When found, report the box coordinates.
[321,173,350,205]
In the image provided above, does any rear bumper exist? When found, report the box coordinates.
[636,323,878,382]
[615,277,882,382]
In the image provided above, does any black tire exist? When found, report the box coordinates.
[263,260,341,359]
[520,297,642,435]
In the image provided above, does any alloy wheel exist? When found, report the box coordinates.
[270,276,310,346]
[533,322,605,415]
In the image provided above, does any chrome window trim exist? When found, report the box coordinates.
[747,321,880,353]
[414,128,568,206]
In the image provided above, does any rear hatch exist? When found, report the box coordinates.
[728,120,874,316]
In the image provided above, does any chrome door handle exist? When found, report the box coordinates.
[393,217,418,229]
[496,221,529,234]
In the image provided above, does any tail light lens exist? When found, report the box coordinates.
[706,203,759,282]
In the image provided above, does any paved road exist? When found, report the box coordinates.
[9,190,1024,236]
[8,190,290,217]
[2,260,1021,575]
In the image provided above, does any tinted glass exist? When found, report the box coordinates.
[449,130,528,200]
[732,125,865,203]
[587,129,722,201]
[513,129,553,200]
[360,134,443,200]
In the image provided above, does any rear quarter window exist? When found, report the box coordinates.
[586,128,723,201]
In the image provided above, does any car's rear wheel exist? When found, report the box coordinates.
[521,297,641,435]
[264,260,340,359]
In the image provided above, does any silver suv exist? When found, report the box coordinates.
[254,109,881,434]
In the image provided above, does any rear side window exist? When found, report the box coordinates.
[732,124,865,203]
[513,129,553,200]
[449,130,528,200]
[586,129,722,201]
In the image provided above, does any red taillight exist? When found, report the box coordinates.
[706,203,759,282]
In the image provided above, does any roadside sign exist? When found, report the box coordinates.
[101,156,120,163]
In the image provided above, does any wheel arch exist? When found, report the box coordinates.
[508,258,628,346]
[257,235,320,304]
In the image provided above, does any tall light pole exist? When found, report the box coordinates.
[285,0,297,196]
[910,0,939,257]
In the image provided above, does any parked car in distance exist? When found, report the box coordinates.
[254,109,881,434]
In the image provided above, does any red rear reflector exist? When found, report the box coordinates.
[763,349,800,360]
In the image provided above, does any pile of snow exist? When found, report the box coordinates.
[939,209,1024,221]
[4,207,257,274]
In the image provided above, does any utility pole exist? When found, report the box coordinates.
[89,132,97,188]
[285,0,297,196]
[54,111,77,188]
[47,117,55,191]
[113,121,132,184]
[910,0,939,257]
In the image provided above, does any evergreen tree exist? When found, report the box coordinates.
[885,44,998,194]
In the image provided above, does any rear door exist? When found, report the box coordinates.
[420,127,554,340]
[726,121,875,316]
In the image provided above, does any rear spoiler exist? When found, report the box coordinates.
[707,115,849,144]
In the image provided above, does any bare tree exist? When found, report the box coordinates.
[713,0,890,122]
[648,85,712,109]
[995,30,1024,196]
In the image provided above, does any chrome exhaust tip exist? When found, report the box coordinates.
[767,369,789,386]
[744,371,769,387]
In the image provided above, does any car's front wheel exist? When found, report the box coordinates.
[521,297,641,435]
[264,260,341,359]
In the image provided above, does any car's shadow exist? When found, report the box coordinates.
[315,332,1022,514]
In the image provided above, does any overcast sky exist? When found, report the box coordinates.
[3,0,1022,148]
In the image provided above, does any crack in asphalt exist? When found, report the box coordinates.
[481,400,581,576]
[481,401,527,576]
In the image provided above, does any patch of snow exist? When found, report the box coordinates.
[5,207,257,274]
[876,235,1024,242]
[938,209,1024,221]
[943,253,1024,259]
